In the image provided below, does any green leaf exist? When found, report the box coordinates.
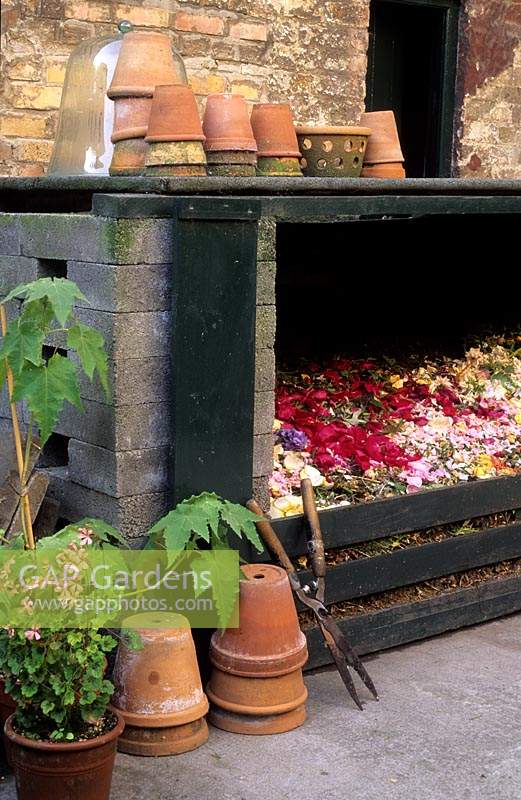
[22,278,87,326]
[41,699,55,715]
[0,318,44,374]
[149,509,198,550]
[67,323,109,398]
[221,501,264,552]
[0,357,6,392]
[195,550,239,629]
[13,354,82,445]
[1,283,28,305]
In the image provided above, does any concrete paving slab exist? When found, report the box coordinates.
[1,614,520,800]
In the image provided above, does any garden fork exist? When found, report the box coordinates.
[248,479,378,710]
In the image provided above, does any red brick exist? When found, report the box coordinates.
[174,11,224,37]
[230,21,268,42]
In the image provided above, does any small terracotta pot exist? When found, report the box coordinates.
[360,110,404,164]
[203,94,257,152]
[146,84,205,143]
[361,162,406,179]
[250,103,301,158]
[210,564,308,677]
[110,613,209,757]
[207,666,308,717]
[108,31,180,98]
[209,703,306,735]
[256,156,302,177]
[109,138,148,176]
[5,711,124,800]
[111,97,153,143]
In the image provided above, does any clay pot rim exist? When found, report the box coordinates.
[4,711,125,752]
[256,148,301,158]
[206,684,308,716]
[109,696,209,729]
[145,133,206,143]
[363,158,405,165]
[205,139,257,152]
[210,636,308,677]
[111,125,148,143]
[296,126,372,136]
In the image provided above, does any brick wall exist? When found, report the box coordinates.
[0,0,369,177]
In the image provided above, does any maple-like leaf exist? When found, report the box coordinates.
[0,318,43,375]
[3,278,87,327]
[67,323,109,398]
[195,549,239,630]
[13,354,82,444]
[221,500,263,552]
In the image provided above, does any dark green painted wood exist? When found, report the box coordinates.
[262,475,521,558]
[170,199,260,506]
[305,573,521,669]
[296,522,521,605]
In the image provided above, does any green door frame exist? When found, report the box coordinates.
[366,0,461,177]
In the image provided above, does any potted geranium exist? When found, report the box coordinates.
[0,279,126,798]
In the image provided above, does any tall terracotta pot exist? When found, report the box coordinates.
[145,85,207,176]
[110,613,209,756]
[108,31,181,98]
[250,103,302,177]
[208,565,308,735]
[5,711,124,800]
[360,110,405,178]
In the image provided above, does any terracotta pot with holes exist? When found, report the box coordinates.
[360,110,406,178]
[296,125,371,177]
[208,565,308,735]
[210,564,308,677]
[110,613,209,756]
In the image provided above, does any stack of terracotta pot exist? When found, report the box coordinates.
[360,110,406,178]
[145,84,207,176]
[203,94,257,177]
[250,103,303,177]
[207,564,308,734]
[110,614,209,756]
[107,31,185,176]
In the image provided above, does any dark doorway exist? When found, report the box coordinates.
[366,0,460,178]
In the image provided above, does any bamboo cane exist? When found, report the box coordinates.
[0,305,35,550]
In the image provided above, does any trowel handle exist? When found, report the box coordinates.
[247,499,296,575]
[301,478,326,579]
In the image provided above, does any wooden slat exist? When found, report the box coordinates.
[305,573,521,670]
[295,522,521,605]
[263,474,521,558]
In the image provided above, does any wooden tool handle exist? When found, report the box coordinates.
[247,499,296,574]
[301,478,326,579]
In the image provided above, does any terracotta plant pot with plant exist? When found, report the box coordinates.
[250,103,302,177]
[208,564,308,734]
[360,110,406,178]
[203,94,257,176]
[145,84,207,176]
[107,30,185,176]
[110,613,209,756]
[0,277,129,798]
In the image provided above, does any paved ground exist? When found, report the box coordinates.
[1,614,520,800]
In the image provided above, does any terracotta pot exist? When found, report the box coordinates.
[0,680,16,765]
[206,148,256,177]
[360,110,404,164]
[203,94,257,152]
[361,162,406,179]
[109,138,148,176]
[296,126,371,178]
[209,703,306,735]
[145,140,207,176]
[5,711,124,800]
[210,564,308,677]
[110,613,209,756]
[108,31,180,98]
[145,84,205,143]
[207,666,307,717]
[111,96,153,143]
[250,103,301,158]
[256,156,302,177]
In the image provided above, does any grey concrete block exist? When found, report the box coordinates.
[255,305,276,350]
[56,399,170,451]
[256,259,276,306]
[255,348,276,393]
[68,262,171,313]
[75,355,171,407]
[257,217,276,261]
[20,214,173,265]
[68,440,169,497]
[75,308,170,359]
[0,256,39,294]
[254,391,275,436]
[46,467,169,539]
[253,432,273,477]
[0,215,21,256]
[252,475,270,513]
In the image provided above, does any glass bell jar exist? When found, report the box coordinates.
[48,22,188,176]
